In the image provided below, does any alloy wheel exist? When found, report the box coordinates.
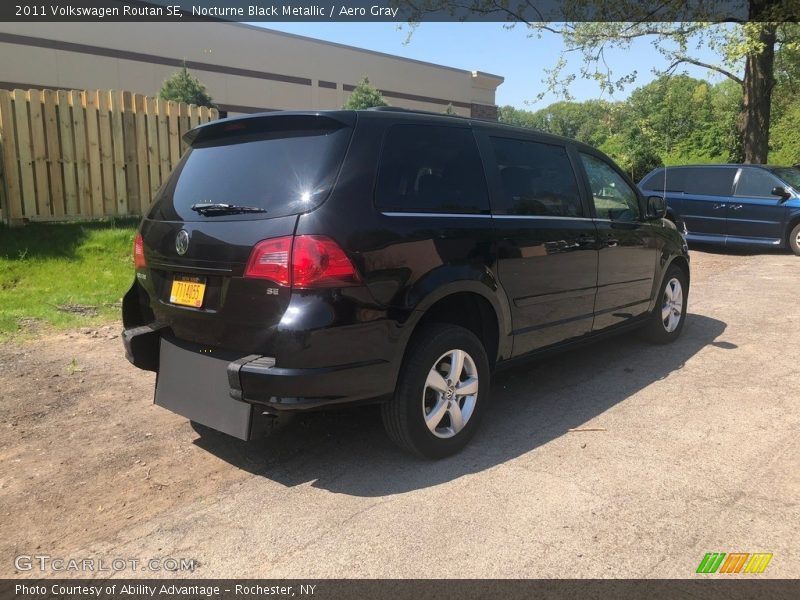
[661,277,684,333]
[422,349,479,439]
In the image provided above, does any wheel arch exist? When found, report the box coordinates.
[786,213,800,245]
[405,284,512,368]
[667,255,690,284]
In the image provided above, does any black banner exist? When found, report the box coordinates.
[2,580,800,600]
[2,0,799,23]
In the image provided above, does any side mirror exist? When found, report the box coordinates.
[771,186,792,202]
[646,195,667,220]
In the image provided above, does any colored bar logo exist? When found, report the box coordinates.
[697,553,772,574]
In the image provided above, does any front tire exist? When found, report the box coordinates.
[640,265,689,344]
[788,222,800,256]
[382,324,490,459]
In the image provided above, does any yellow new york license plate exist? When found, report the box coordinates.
[169,276,206,308]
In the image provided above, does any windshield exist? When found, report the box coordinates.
[149,124,352,221]
[772,167,800,192]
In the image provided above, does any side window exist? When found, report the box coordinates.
[489,137,583,217]
[683,168,736,196]
[639,170,662,190]
[642,168,687,193]
[579,153,640,221]
[375,125,489,213]
[735,168,780,197]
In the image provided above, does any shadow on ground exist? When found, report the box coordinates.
[193,313,728,497]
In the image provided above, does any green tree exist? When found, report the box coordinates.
[159,63,215,108]
[343,77,389,109]
[616,145,665,182]
[498,105,539,128]
[531,100,618,148]
[401,1,799,163]
[499,100,619,147]
[769,33,800,163]
[769,102,800,164]
[622,75,740,165]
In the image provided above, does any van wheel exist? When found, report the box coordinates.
[382,324,490,459]
[789,222,800,256]
[640,265,688,344]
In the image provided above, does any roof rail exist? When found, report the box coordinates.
[366,106,467,119]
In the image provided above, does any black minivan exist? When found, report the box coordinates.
[123,108,690,458]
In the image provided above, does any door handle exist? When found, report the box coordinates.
[577,234,596,246]
[730,204,744,210]
[712,203,726,210]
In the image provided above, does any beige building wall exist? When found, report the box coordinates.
[0,22,503,118]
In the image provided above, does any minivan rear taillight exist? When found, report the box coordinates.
[244,235,359,288]
[133,232,146,270]
[244,237,292,286]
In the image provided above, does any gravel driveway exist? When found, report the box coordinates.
[1,248,797,578]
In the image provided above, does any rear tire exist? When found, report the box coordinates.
[640,265,689,344]
[788,222,800,256]
[382,324,490,459]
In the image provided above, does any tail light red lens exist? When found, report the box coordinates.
[292,235,360,288]
[133,232,146,269]
[244,235,359,288]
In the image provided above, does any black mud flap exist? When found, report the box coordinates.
[154,337,254,440]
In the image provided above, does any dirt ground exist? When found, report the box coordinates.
[1,248,798,579]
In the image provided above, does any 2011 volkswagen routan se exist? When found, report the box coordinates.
[122,108,690,458]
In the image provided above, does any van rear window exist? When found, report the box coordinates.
[684,168,736,196]
[149,123,352,221]
[641,167,736,197]
[641,169,687,192]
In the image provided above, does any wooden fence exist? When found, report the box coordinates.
[0,88,219,225]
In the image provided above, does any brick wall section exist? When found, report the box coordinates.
[470,103,499,121]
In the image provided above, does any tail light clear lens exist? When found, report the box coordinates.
[244,236,292,286]
[244,235,359,288]
[133,232,146,269]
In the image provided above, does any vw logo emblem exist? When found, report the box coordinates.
[175,230,189,256]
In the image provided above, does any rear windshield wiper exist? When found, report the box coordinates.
[191,203,267,216]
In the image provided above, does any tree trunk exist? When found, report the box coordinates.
[739,20,777,163]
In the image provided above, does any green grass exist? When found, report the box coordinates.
[0,218,139,339]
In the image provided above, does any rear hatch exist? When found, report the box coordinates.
[138,112,356,352]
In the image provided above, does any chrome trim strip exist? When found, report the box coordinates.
[380,212,663,224]
[493,215,593,221]
[380,212,490,218]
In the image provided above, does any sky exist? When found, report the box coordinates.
[258,22,730,110]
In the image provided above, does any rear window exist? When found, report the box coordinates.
[149,119,352,221]
[685,168,737,196]
[643,167,737,196]
[641,168,687,192]
[375,125,489,213]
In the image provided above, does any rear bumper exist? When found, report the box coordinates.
[122,322,166,372]
[228,354,395,410]
[123,324,396,415]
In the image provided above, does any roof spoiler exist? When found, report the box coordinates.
[183,111,357,146]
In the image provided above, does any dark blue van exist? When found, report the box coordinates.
[639,165,800,256]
